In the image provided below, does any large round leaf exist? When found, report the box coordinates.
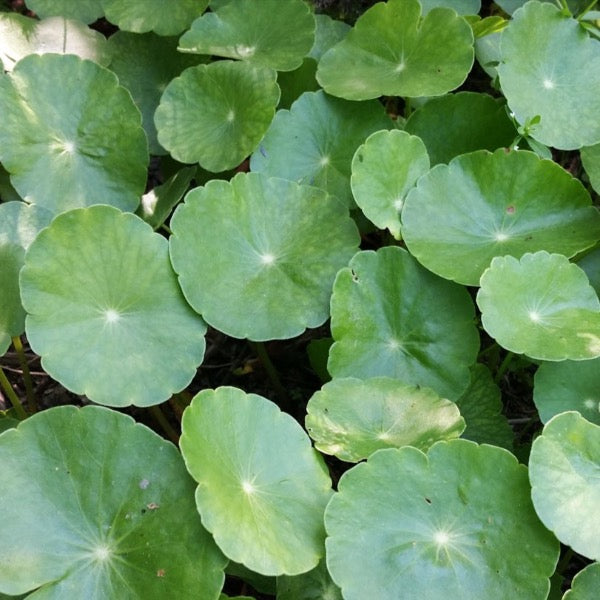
[20,205,207,407]
[563,563,600,600]
[530,411,600,560]
[316,0,474,101]
[419,0,480,14]
[0,405,226,598]
[178,0,315,72]
[249,90,391,206]
[169,173,359,340]
[305,377,465,462]
[155,60,279,172]
[24,0,103,23]
[309,14,350,61]
[402,149,600,285]
[0,13,110,71]
[325,442,559,599]
[534,358,600,425]
[180,387,333,576]
[403,92,516,165]
[328,247,479,400]
[455,364,514,450]
[497,1,600,149]
[0,54,148,215]
[0,201,52,355]
[581,143,600,195]
[107,32,204,155]
[101,0,208,35]
[477,252,600,361]
[351,130,430,239]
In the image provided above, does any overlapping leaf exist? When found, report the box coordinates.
[101,0,207,35]
[351,130,429,239]
[305,377,465,461]
[0,13,110,71]
[178,0,315,71]
[250,90,391,206]
[325,442,559,599]
[0,54,148,214]
[328,247,479,400]
[169,173,359,340]
[0,202,52,356]
[20,205,207,407]
[180,387,332,576]
[155,60,279,172]
[563,563,600,599]
[477,252,600,360]
[530,411,600,560]
[316,0,474,100]
[402,149,600,285]
[24,0,103,23]
[581,143,600,194]
[0,405,227,598]
[497,1,600,149]
[403,92,516,165]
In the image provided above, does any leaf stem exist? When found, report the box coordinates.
[579,0,598,18]
[555,547,574,576]
[11,336,37,413]
[148,405,179,445]
[249,341,292,412]
[494,351,514,383]
[0,367,28,420]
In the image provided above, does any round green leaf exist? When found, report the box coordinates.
[403,92,516,165]
[155,60,279,172]
[107,32,204,155]
[495,0,588,15]
[0,54,148,215]
[277,559,342,600]
[477,252,600,361]
[24,0,103,23]
[249,90,391,206]
[178,0,315,72]
[351,130,430,239]
[402,149,600,285]
[0,405,226,598]
[455,364,514,450]
[169,173,359,341]
[325,442,559,599]
[581,143,600,195]
[530,411,600,560]
[419,0,481,14]
[563,563,600,600]
[0,13,110,71]
[180,387,333,576]
[328,247,479,400]
[102,0,208,35]
[534,358,600,425]
[0,201,52,355]
[316,0,474,101]
[20,205,207,407]
[497,1,600,149]
[306,377,465,462]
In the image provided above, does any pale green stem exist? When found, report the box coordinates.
[0,366,28,420]
[12,336,37,413]
[249,341,291,412]
[148,405,179,445]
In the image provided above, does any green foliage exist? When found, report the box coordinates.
[1,0,600,596]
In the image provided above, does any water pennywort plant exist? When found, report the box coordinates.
[1,0,600,598]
